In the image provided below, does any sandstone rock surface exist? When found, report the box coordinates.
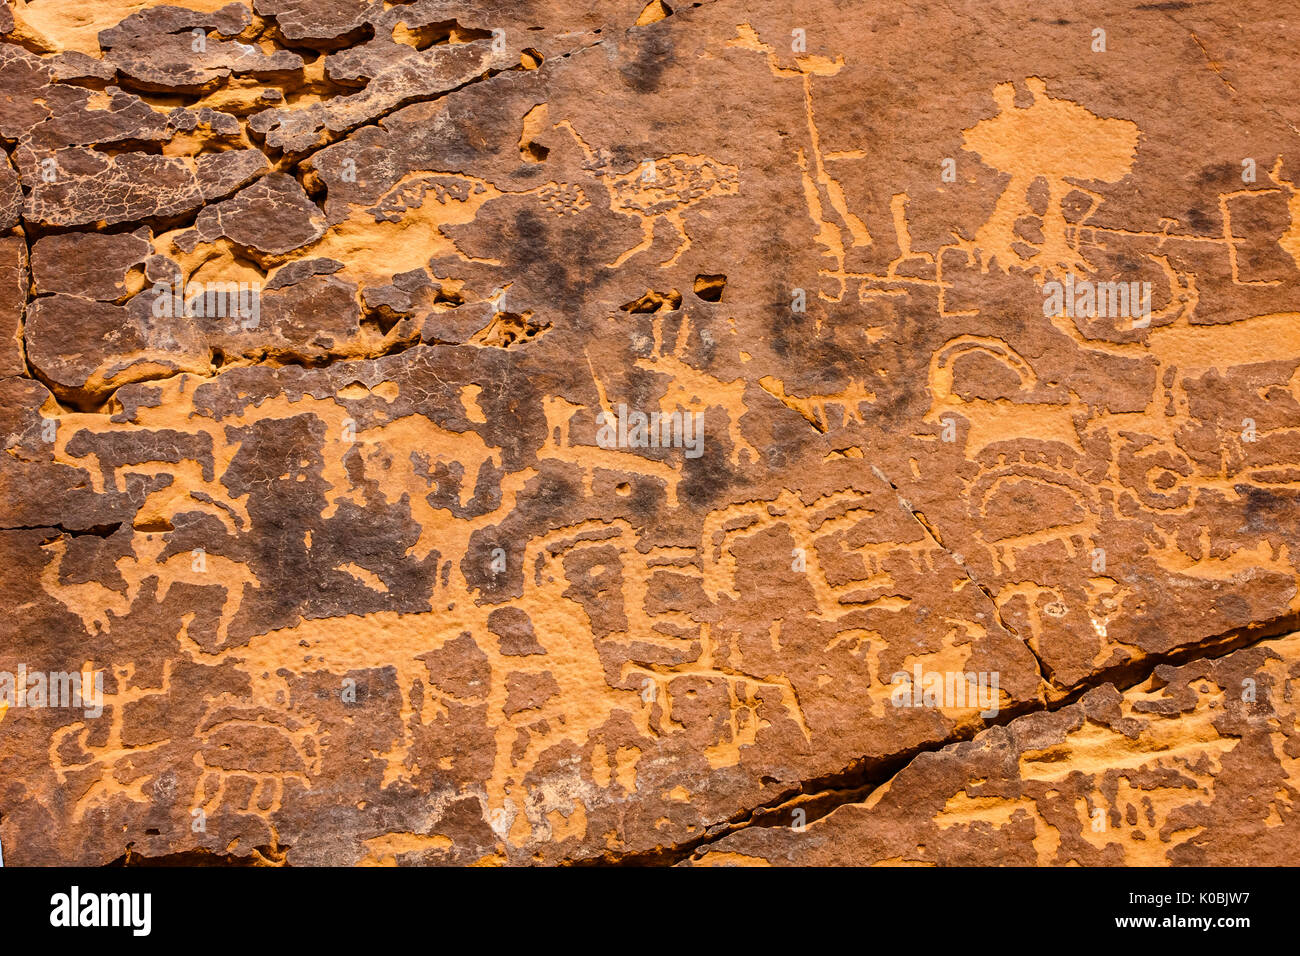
[0,0,1297,866]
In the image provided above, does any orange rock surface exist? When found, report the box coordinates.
[0,0,1297,866]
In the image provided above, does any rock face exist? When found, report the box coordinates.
[690,633,1300,866]
[0,0,1297,866]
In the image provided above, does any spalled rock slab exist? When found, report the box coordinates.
[20,87,174,152]
[252,0,372,50]
[0,151,19,229]
[32,230,152,301]
[25,293,210,407]
[689,632,1300,866]
[0,43,52,137]
[191,173,326,262]
[249,40,519,153]
[0,236,26,376]
[100,3,303,94]
[46,51,117,83]
[23,149,268,228]
[250,0,625,57]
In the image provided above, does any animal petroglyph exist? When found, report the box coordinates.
[554,120,740,268]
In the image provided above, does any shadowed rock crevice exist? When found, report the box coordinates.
[592,622,1300,867]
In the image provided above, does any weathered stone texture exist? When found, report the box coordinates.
[0,0,1297,867]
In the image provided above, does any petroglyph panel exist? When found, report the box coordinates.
[0,0,1297,865]
[689,632,1300,866]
